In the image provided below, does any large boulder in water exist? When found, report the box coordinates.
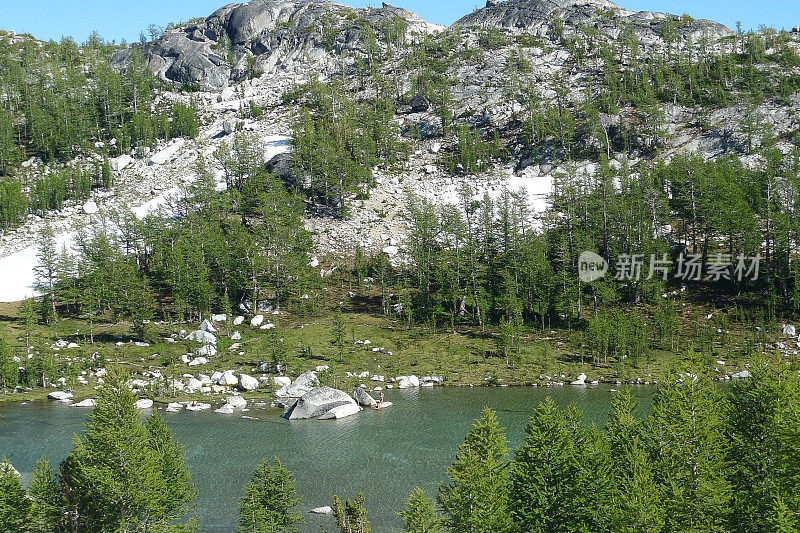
[352,387,376,408]
[283,387,358,420]
[318,402,362,419]
[276,370,319,397]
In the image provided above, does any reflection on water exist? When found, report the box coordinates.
[0,385,653,532]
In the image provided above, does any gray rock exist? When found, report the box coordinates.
[48,391,73,401]
[265,152,294,183]
[409,94,431,112]
[283,386,358,419]
[226,395,248,408]
[352,387,377,407]
[276,370,319,397]
[239,373,259,391]
[318,402,362,419]
[112,0,443,91]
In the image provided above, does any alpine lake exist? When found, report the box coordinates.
[0,385,655,531]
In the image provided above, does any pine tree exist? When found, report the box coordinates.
[27,456,64,533]
[60,369,197,531]
[651,371,732,532]
[604,388,664,532]
[509,398,607,532]
[399,488,444,533]
[727,363,800,532]
[331,309,347,363]
[438,407,513,532]
[34,226,59,322]
[333,493,370,533]
[0,459,29,533]
[238,458,303,533]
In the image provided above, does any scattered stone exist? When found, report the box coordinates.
[135,398,154,409]
[234,316,245,326]
[48,391,73,401]
[274,376,292,387]
[226,396,248,409]
[239,374,259,391]
[352,387,377,408]
[72,398,97,407]
[219,371,239,387]
[199,319,217,333]
[310,506,333,515]
[251,315,265,327]
[197,345,217,357]
[731,370,752,379]
[231,331,242,340]
[783,324,796,336]
[571,373,587,386]
[186,330,217,344]
[82,200,99,215]
[397,375,420,388]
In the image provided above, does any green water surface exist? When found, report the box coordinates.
[0,385,653,532]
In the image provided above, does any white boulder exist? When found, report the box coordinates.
[197,345,217,357]
[571,373,587,386]
[72,398,97,408]
[226,396,248,409]
[199,319,217,333]
[319,403,362,420]
[234,316,245,326]
[48,391,73,401]
[82,200,99,215]
[274,376,292,387]
[231,331,242,340]
[239,374,259,391]
[251,315,265,327]
[397,375,420,388]
[135,399,154,409]
[186,330,217,344]
[219,371,239,387]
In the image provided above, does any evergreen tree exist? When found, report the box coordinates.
[509,398,608,532]
[399,488,443,533]
[727,364,800,532]
[438,407,513,532]
[60,369,197,531]
[333,493,370,533]
[651,371,732,532]
[238,458,303,533]
[27,456,65,533]
[604,388,664,532]
[0,459,29,533]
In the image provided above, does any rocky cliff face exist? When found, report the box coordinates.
[112,0,443,90]
[453,0,732,43]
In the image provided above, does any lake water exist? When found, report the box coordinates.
[0,385,653,532]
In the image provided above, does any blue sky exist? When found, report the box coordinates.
[0,0,796,44]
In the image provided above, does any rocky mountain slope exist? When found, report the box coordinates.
[112,0,443,91]
[2,0,800,292]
